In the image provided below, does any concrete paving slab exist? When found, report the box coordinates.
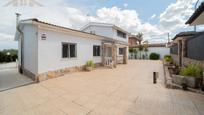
[0,60,204,115]
[0,68,34,91]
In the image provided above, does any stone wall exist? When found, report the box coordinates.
[183,57,204,69]
[37,63,102,82]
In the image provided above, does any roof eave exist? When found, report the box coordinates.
[186,2,204,25]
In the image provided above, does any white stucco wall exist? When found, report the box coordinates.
[82,25,128,43]
[83,26,114,38]
[22,24,38,75]
[37,27,102,74]
[147,47,170,59]
[113,29,128,43]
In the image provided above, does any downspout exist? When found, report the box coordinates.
[16,13,24,74]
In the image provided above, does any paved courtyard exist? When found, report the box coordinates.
[0,60,204,115]
[0,63,34,91]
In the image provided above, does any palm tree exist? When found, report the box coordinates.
[136,33,144,59]
[136,32,143,44]
[138,45,144,59]
[143,40,149,59]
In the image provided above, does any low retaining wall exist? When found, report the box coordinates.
[36,63,102,82]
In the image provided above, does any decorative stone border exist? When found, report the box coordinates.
[37,63,102,82]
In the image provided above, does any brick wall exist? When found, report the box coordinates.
[129,37,138,46]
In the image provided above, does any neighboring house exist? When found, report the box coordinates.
[170,32,198,66]
[128,34,142,47]
[171,2,204,67]
[15,19,129,81]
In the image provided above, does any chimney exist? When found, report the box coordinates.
[15,13,21,27]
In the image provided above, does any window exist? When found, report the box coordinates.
[62,43,77,58]
[93,45,101,56]
[119,48,124,55]
[117,30,126,39]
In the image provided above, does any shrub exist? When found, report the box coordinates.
[86,60,94,67]
[149,53,160,60]
[180,64,202,77]
[164,55,172,62]
[129,48,133,53]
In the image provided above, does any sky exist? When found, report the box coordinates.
[0,0,204,50]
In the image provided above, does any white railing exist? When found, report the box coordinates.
[105,57,112,66]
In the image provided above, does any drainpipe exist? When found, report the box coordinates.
[194,0,200,32]
[16,13,24,74]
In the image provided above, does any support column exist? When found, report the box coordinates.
[123,46,128,64]
[178,40,182,67]
[182,40,186,66]
[102,42,105,66]
[112,43,117,68]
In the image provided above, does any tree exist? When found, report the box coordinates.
[0,49,18,63]
[136,32,143,44]
[138,45,144,59]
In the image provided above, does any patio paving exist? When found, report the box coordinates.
[0,60,204,115]
[0,63,34,92]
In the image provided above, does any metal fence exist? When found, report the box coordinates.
[170,44,178,55]
[186,32,204,60]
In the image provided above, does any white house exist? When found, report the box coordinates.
[15,19,129,81]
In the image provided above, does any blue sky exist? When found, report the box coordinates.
[67,0,175,22]
[0,0,203,50]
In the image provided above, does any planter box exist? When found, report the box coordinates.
[172,74,202,88]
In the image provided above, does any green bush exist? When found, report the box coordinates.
[180,64,202,77]
[149,53,160,60]
[129,48,133,53]
[86,60,94,67]
[164,55,172,62]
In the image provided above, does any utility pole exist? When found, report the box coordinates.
[168,33,170,43]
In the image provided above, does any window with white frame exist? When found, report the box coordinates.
[62,43,77,58]
[93,45,101,56]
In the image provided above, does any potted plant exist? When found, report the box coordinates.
[172,64,203,89]
[164,55,172,65]
[85,60,94,71]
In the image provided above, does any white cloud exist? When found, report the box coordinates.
[150,14,156,20]
[0,0,199,50]
[159,0,196,33]
[0,33,14,41]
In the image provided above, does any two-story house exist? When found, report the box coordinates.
[80,22,129,64]
[15,19,129,81]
